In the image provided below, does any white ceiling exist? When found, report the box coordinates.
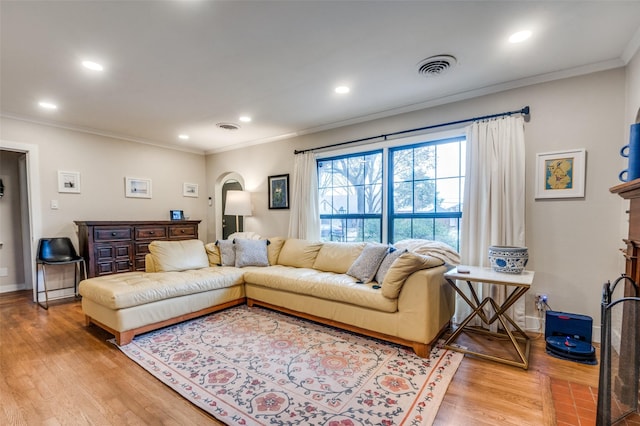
[2,1,640,154]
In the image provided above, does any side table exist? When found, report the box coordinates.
[444,266,535,369]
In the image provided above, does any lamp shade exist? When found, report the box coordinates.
[224,190,252,216]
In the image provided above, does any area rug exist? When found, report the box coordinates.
[116,305,463,425]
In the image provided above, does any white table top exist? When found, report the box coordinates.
[445,266,535,286]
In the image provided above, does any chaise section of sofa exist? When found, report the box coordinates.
[79,237,458,356]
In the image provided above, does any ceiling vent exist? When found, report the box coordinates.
[417,54,457,77]
[216,122,240,131]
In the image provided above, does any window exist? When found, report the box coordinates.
[317,135,466,249]
[318,151,383,242]
[389,136,465,250]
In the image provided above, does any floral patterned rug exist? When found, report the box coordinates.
[116,305,463,425]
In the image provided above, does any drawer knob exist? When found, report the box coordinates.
[181,229,185,233]
[150,231,154,234]
[111,232,117,236]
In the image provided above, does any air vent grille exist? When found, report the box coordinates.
[216,122,240,131]
[417,54,457,77]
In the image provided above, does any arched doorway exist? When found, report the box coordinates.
[221,180,243,239]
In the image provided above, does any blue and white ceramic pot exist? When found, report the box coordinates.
[488,246,528,274]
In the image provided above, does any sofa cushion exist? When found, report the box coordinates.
[382,252,444,299]
[243,265,397,313]
[375,247,407,284]
[265,236,286,265]
[216,239,236,266]
[346,243,389,283]
[205,242,221,266]
[79,267,246,310]
[276,239,323,268]
[313,242,366,274]
[235,239,269,267]
[147,239,209,272]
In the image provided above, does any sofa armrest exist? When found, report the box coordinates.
[397,265,455,343]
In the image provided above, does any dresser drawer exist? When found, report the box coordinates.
[135,226,167,240]
[169,225,197,238]
[94,227,132,241]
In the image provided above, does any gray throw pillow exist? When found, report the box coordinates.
[375,247,407,284]
[346,243,390,283]
[216,239,235,266]
[235,239,269,267]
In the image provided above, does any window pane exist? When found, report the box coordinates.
[393,150,413,182]
[393,181,413,213]
[364,218,381,242]
[434,217,460,250]
[436,142,460,178]
[414,180,435,212]
[412,218,434,240]
[366,153,383,185]
[348,157,365,185]
[435,177,461,212]
[365,183,382,213]
[393,218,412,241]
[414,145,435,180]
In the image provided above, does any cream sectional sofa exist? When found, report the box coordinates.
[79,237,457,357]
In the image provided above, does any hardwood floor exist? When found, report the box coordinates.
[0,291,600,425]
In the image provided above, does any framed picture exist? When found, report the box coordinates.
[125,177,152,199]
[268,174,289,209]
[183,182,199,197]
[535,149,586,199]
[57,171,80,193]
[170,210,184,220]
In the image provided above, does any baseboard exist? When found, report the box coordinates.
[0,282,27,293]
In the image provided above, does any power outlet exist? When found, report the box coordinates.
[535,293,548,311]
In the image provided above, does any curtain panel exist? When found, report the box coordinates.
[288,152,321,240]
[456,115,526,329]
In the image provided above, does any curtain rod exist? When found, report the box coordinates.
[294,106,530,155]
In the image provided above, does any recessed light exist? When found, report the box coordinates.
[508,30,532,43]
[38,101,58,110]
[335,86,350,94]
[178,134,190,140]
[239,116,252,123]
[82,60,104,71]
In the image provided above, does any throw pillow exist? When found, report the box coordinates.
[147,240,209,272]
[235,239,269,267]
[382,252,444,299]
[346,243,390,283]
[204,242,221,266]
[216,239,236,266]
[374,247,406,284]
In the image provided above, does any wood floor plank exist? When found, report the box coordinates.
[0,290,600,425]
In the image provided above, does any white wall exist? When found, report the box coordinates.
[0,118,209,290]
[206,68,627,330]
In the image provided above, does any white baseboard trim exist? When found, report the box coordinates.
[0,283,27,293]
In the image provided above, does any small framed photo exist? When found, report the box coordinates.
[125,177,152,199]
[170,209,184,220]
[183,182,199,197]
[535,149,586,199]
[268,174,289,209]
[58,171,81,193]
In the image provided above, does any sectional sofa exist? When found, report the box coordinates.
[79,237,458,357]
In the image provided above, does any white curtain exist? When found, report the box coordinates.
[288,152,321,240]
[456,115,526,329]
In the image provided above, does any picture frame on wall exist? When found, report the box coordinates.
[268,174,289,209]
[57,171,81,193]
[125,177,152,199]
[535,149,586,199]
[183,182,199,197]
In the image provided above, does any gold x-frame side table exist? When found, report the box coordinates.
[444,266,535,369]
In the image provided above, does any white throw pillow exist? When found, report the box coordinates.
[375,247,406,284]
[216,239,236,266]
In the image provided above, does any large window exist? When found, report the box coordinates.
[318,151,383,242]
[389,136,465,249]
[317,135,466,249]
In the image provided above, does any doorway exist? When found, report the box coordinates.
[222,180,243,239]
[0,141,41,299]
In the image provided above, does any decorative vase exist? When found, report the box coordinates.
[488,246,528,274]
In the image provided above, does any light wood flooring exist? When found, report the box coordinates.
[1,290,600,425]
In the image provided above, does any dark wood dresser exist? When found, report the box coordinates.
[74,220,201,278]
